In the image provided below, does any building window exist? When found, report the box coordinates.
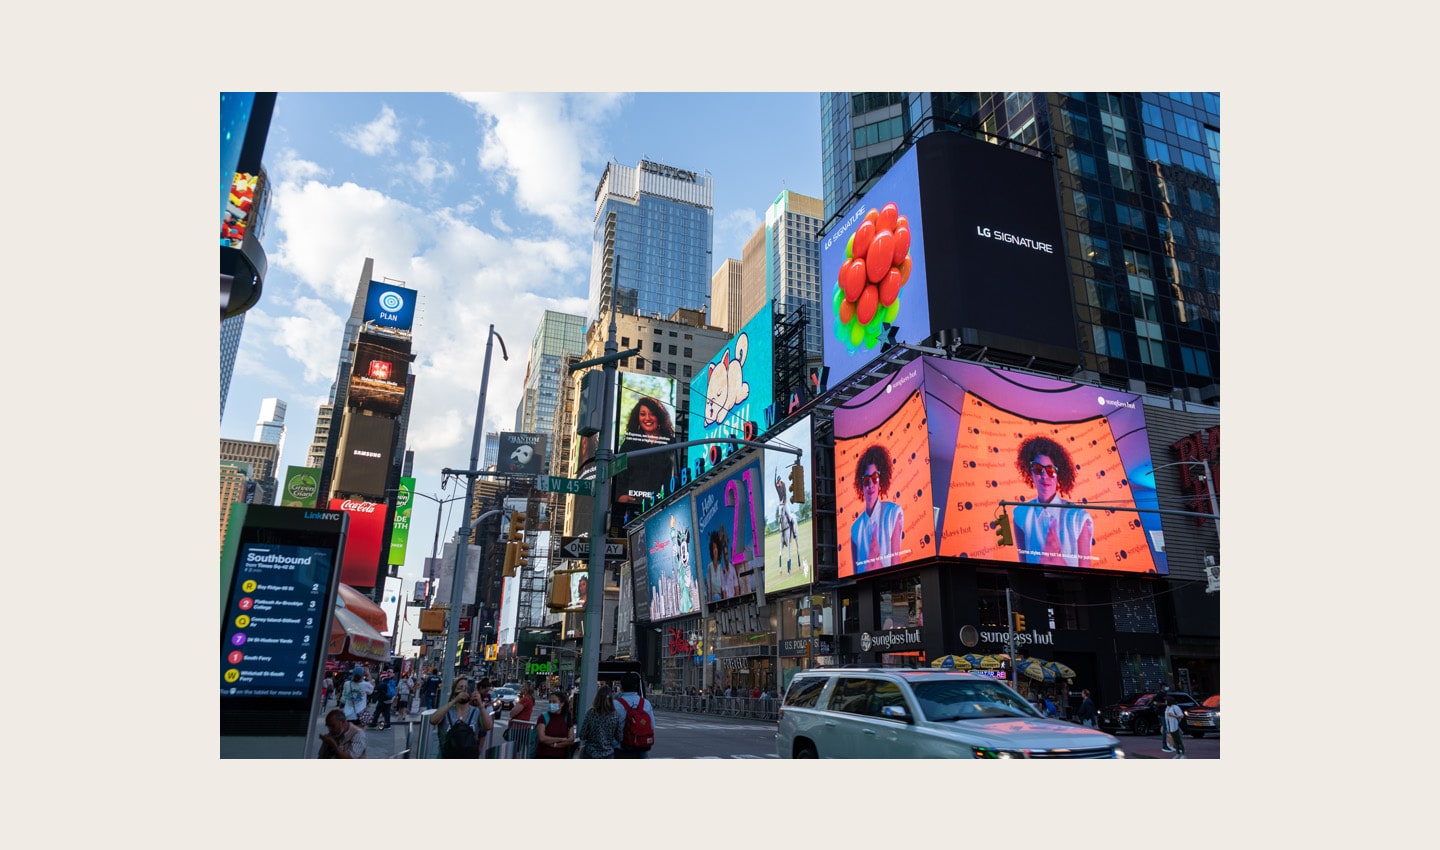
[683,347,692,358]
[621,336,629,347]
[1080,234,1110,267]
[1180,345,1212,376]
[876,574,923,631]
[652,360,662,373]
[975,572,1008,630]
[667,362,677,376]
[636,357,645,370]
[669,331,677,337]
[1042,576,1089,631]
[653,342,661,353]
[683,364,692,378]
[668,344,677,355]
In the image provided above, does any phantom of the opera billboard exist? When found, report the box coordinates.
[833,357,1166,578]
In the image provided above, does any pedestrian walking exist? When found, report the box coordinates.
[1077,689,1097,728]
[395,675,411,717]
[1164,699,1187,758]
[578,685,621,759]
[612,671,655,759]
[420,667,442,712]
[369,675,393,730]
[534,689,576,759]
[1156,685,1172,751]
[341,668,369,724]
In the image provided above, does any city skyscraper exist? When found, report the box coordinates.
[587,159,714,323]
[253,397,287,467]
[220,313,244,422]
[732,190,825,363]
[709,258,743,335]
[517,310,587,465]
[220,437,279,506]
[820,92,1220,398]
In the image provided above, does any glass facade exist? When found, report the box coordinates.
[220,312,245,421]
[821,92,1220,396]
[588,162,714,324]
[520,311,587,443]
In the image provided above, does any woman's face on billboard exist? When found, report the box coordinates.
[638,403,658,433]
[1030,453,1059,502]
[861,463,881,512]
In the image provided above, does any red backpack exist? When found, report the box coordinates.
[620,696,654,751]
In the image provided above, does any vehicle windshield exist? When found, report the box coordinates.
[1127,694,1152,707]
[910,680,1045,721]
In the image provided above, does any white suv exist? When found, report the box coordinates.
[777,668,1125,759]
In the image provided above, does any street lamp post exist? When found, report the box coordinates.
[439,324,508,701]
[385,485,466,661]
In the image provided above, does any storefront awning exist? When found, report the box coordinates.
[337,583,388,633]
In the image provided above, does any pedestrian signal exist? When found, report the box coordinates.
[994,511,1014,546]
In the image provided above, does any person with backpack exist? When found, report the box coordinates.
[430,678,491,759]
[612,671,655,759]
[341,668,369,725]
[578,685,621,759]
[369,675,394,730]
[533,688,576,759]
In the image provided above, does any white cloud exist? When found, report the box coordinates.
[271,149,329,183]
[403,138,457,188]
[268,297,346,385]
[341,105,401,155]
[489,209,512,234]
[453,92,628,236]
[715,207,761,264]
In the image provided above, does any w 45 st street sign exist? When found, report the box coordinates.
[558,537,626,561]
[534,474,593,496]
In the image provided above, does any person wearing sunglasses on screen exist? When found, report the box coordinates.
[1012,436,1095,567]
[850,444,905,573]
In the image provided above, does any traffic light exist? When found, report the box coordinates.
[1012,612,1027,632]
[507,510,527,543]
[994,511,1014,546]
[788,463,806,503]
[502,542,519,577]
[547,571,573,611]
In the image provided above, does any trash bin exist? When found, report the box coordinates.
[414,709,440,759]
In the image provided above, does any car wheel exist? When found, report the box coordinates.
[1190,731,1205,739]
[1134,718,1152,736]
[795,744,818,759]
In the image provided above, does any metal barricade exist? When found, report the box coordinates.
[501,718,538,759]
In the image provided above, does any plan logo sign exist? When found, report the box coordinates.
[363,281,417,331]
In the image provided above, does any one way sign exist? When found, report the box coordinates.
[559,537,627,561]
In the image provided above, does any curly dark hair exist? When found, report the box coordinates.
[708,527,730,563]
[626,396,674,439]
[852,444,893,498]
[1015,435,1078,497]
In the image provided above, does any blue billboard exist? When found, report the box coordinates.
[692,457,765,604]
[820,143,929,389]
[687,301,773,470]
[363,280,418,331]
[642,498,702,622]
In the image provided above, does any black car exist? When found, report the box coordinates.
[1097,691,1197,736]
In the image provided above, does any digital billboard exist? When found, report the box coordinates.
[363,280,418,332]
[499,431,548,476]
[330,498,388,588]
[821,144,929,389]
[388,476,414,566]
[914,133,1077,365]
[628,525,650,623]
[687,302,774,470]
[833,358,937,578]
[763,416,815,593]
[221,172,259,248]
[564,570,590,613]
[833,356,1166,579]
[279,465,319,508]
[349,336,410,415]
[642,498,701,621]
[922,358,1164,574]
[692,457,764,604]
[614,372,680,504]
[333,413,396,499]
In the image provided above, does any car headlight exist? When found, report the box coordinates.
[1119,710,1131,719]
[971,747,1022,759]
[1113,748,1126,759]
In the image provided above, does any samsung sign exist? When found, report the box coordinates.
[363,281,417,331]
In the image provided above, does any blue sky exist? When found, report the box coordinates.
[221,92,823,650]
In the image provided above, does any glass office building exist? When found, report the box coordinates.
[820,92,1220,399]
[587,160,714,324]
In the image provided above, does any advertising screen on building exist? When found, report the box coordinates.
[628,526,650,623]
[642,498,702,622]
[914,132,1077,365]
[499,432,548,476]
[922,357,1164,574]
[388,476,414,566]
[349,337,410,415]
[687,302,774,470]
[763,416,815,593]
[692,457,765,604]
[363,280,418,332]
[330,498,388,588]
[833,356,1166,579]
[821,144,930,389]
[221,172,258,248]
[565,570,590,613]
[279,465,320,508]
[333,413,396,499]
[833,358,937,578]
[614,373,679,504]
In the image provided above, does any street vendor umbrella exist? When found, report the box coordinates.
[1015,657,1057,682]
[329,605,388,663]
[961,653,1006,670]
[1042,660,1077,680]
[337,583,389,633]
[930,655,972,670]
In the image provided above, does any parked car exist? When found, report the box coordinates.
[1097,691,1198,736]
[1182,694,1220,737]
[776,667,1125,759]
[491,687,519,712]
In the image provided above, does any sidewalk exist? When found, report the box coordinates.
[1119,730,1221,759]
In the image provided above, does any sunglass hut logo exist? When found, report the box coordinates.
[1097,395,1136,410]
[860,628,921,652]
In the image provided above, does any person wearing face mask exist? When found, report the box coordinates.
[533,689,576,759]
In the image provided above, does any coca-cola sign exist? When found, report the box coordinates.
[331,498,387,587]
[339,499,378,513]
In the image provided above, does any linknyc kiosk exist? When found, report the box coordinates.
[220,504,348,758]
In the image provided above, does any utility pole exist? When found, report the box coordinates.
[1005,588,1018,692]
